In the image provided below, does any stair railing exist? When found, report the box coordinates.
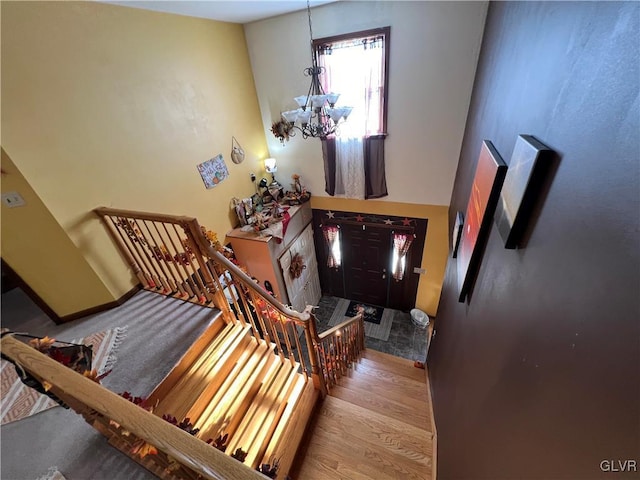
[317,314,366,392]
[0,334,265,480]
[94,206,331,395]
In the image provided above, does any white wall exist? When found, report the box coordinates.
[245,1,488,206]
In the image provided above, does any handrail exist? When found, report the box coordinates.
[318,314,363,340]
[94,206,327,393]
[0,335,267,480]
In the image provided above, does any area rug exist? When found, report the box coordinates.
[328,298,393,341]
[344,300,383,325]
[0,327,127,425]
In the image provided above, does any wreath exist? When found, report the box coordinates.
[289,252,306,279]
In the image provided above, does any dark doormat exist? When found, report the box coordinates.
[345,301,383,325]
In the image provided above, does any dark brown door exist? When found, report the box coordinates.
[342,224,391,306]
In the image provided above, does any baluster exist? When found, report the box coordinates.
[163,223,195,298]
[278,314,296,366]
[161,223,193,298]
[112,216,156,288]
[121,217,161,289]
[292,322,308,377]
[250,292,273,346]
[104,215,148,287]
[130,218,165,291]
[150,221,183,295]
[170,224,208,302]
[138,220,173,294]
[264,304,284,359]
[181,220,218,304]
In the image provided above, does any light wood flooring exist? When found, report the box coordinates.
[293,349,436,480]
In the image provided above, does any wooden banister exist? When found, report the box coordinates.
[0,335,266,480]
[318,314,363,340]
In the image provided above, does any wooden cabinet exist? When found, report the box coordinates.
[225,203,321,311]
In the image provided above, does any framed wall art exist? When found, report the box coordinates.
[457,140,508,303]
[452,211,464,258]
[494,134,554,249]
[197,154,229,189]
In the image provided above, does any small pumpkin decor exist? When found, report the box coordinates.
[289,252,306,279]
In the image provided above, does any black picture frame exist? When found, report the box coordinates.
[457,141,508,303]
[452,211,464,258]
[494,135,554,249]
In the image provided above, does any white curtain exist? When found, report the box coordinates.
[319,35,384,199]
[335,137,365,199]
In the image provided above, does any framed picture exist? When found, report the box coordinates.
[457,140,508,302]
[197,154,229,189]
[495,135,554,249]
[452,211,464,258]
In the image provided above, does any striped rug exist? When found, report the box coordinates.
[0,327,127,425]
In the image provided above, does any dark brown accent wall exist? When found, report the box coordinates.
[430,3,639,480]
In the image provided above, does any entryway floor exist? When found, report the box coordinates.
[313,296,430,362]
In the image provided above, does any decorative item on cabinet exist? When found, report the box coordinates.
[282,174,311,205]
[225,203,320,311]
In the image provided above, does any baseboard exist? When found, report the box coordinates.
[57,285,141,324]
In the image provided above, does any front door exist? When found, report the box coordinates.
[342,224,392,307]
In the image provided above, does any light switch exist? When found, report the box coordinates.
[2,191,26,208]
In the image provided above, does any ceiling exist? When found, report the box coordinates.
[103,0,340,24]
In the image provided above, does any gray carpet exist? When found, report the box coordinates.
[0,288,219,480]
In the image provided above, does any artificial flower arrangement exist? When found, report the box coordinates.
[282,173,311,205]
[271,119,294,145]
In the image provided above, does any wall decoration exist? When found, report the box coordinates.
[197,154,229,189]
[452,211,464,258]
[230,137,245,164]
[457,141,507,302]
[495,135,554,249]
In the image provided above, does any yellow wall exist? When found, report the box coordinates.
[1,2,269,309]
[1,149,115,316]
[310,197,448,317]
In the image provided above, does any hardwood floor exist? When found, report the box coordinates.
[294,349,436,480]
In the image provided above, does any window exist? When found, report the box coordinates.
[315,27,389,137]
[391,232,414,281]
[316,28,390,200]
[322,225,342,269]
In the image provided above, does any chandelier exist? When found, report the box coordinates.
[278,0,352,140]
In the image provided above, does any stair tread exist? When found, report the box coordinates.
[298,395,432,480]
[187,339,267,427]
[245,370,308,468]
[360,349,427,382]
[157,323,251,418]
[264,377,318,473]
[345,360,429,399]
[330,383,431,431]
[242,364,301,467]
[225,361,294,455]
[299,433,432,480]
[196,342,279,442]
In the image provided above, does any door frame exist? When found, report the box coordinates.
[312,209,427,311]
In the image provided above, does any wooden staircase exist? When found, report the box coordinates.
[294,349,436,480]
[147,320,320,478]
